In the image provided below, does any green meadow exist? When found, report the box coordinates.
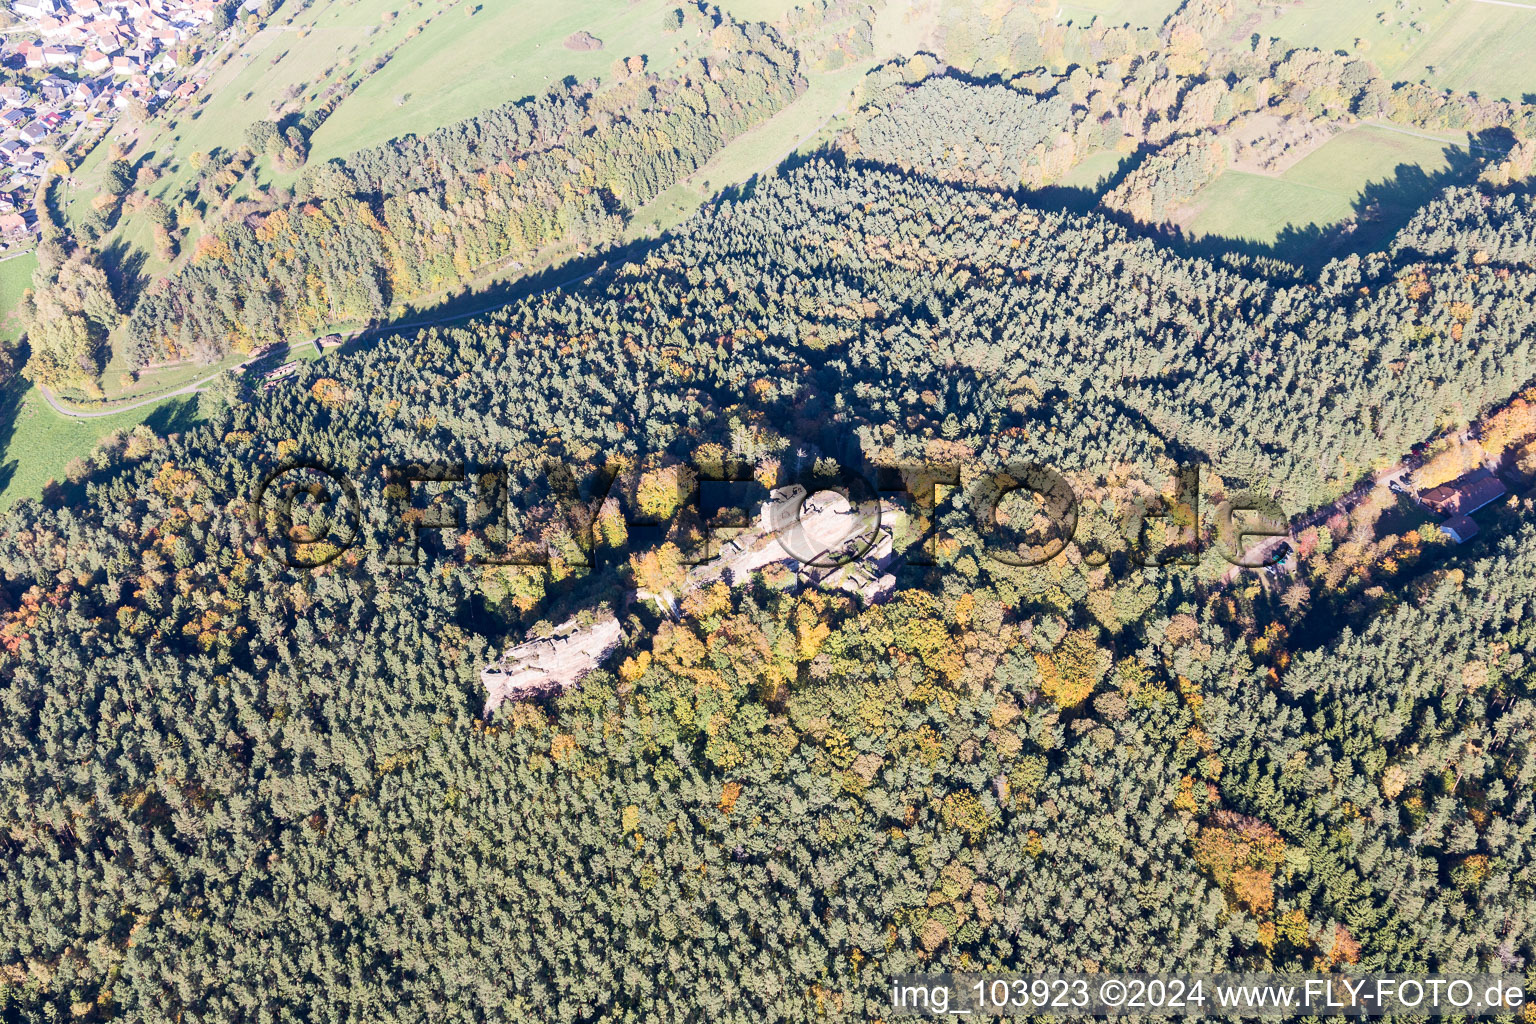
[0,252,37,345]
[1408,2,1536,101]
[1181,123,1467,247]
[1236,0,1460,79]
[0,385,201,510]
[1224,0,1536,100]
[301,0,691,171]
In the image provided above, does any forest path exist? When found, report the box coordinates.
[1365,120,1507,154]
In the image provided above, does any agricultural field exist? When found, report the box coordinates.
[1408,2,1536,102]
[1179,122,1469,253]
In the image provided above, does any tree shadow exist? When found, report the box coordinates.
[347,122,1511,405]
[887,129,1498,277]
[806,86,1512,277]
[99,236,150,311]
[1172,132,1500,273]
[366,244,627,345]
[142,394,200,437]
[0,373,28,500]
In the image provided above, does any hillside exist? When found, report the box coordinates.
[3,156,1536,1017]
[3,0,1536,1019]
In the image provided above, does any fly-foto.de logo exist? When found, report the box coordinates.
[249,457,1290,576]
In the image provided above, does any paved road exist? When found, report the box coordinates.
[36,263,604,419]
[1470,0,1536,10]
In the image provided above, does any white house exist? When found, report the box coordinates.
[12,0,59,20]
[81,48,112,73]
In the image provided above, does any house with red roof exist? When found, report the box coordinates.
[17,43,46,70]
[81,48,112,73]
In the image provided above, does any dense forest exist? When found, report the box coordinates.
[3,149,1536,1018]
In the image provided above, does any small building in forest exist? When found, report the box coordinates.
[1420,467,1506,518]
[1440,515,1479,545]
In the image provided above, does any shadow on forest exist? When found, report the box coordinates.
[1178,129,1509,273]
[700,61,1519,277]
[143,394,201,438]
[347,119,1523,640]
[1046,129,1511,275]
[687,128,1509,283]
[360,121,1517,368]
[359,246,631,349]
[757,129,1511,279]
[919,134,1503,277]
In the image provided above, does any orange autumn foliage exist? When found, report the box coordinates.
[1193,812,1287,916]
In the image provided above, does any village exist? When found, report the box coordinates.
[0,0,257,244]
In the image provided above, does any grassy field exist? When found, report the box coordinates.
[1224,0,1536,100]
[1058,0,1185,28]
[303,0,690,170]
[627,63,867,239]
[0,252,37,345]
[1283,123,1462,192]
[1409,2,1536,102]
[1182,171,1349,242]
[1237,0,1460,79]
[1054,148,1133,190]
[1181,123,1465,247]
[0,338,337,507]
[0,384,201,510]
